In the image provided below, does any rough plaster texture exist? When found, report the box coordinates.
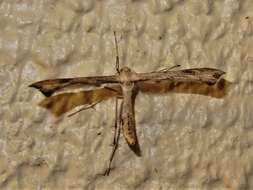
[0,0,253,189]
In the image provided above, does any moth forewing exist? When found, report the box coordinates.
[29,75,119,97]
[120,81,141,156]
[135,68,225,84]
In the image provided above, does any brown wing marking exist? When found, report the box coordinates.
[29,76,119,97]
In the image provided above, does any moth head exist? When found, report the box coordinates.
[119,66,132,74]
[119,66,137,82]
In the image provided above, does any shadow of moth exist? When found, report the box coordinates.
[29,32,225,175]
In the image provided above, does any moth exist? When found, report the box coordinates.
[29,32,225,175]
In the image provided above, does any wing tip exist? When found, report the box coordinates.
[214,70,226,79]
[205,70,226,86]
[28,83,36,88]
[219,70,226,76]
[28,83,54,97]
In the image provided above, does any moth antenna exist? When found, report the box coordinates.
[113,31,120,74]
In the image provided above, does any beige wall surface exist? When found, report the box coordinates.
[0,0,253,189]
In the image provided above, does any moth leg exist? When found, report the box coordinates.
[104,98,122,176]
[67,100,102,117]
[112,97,120,145]
[155,64,181,73]
[114,31,120,74]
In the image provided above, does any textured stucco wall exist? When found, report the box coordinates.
[0,0,253,189]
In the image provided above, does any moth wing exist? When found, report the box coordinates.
[39,85,121,117]
[29,75,119,97]
[136,68,225,84]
